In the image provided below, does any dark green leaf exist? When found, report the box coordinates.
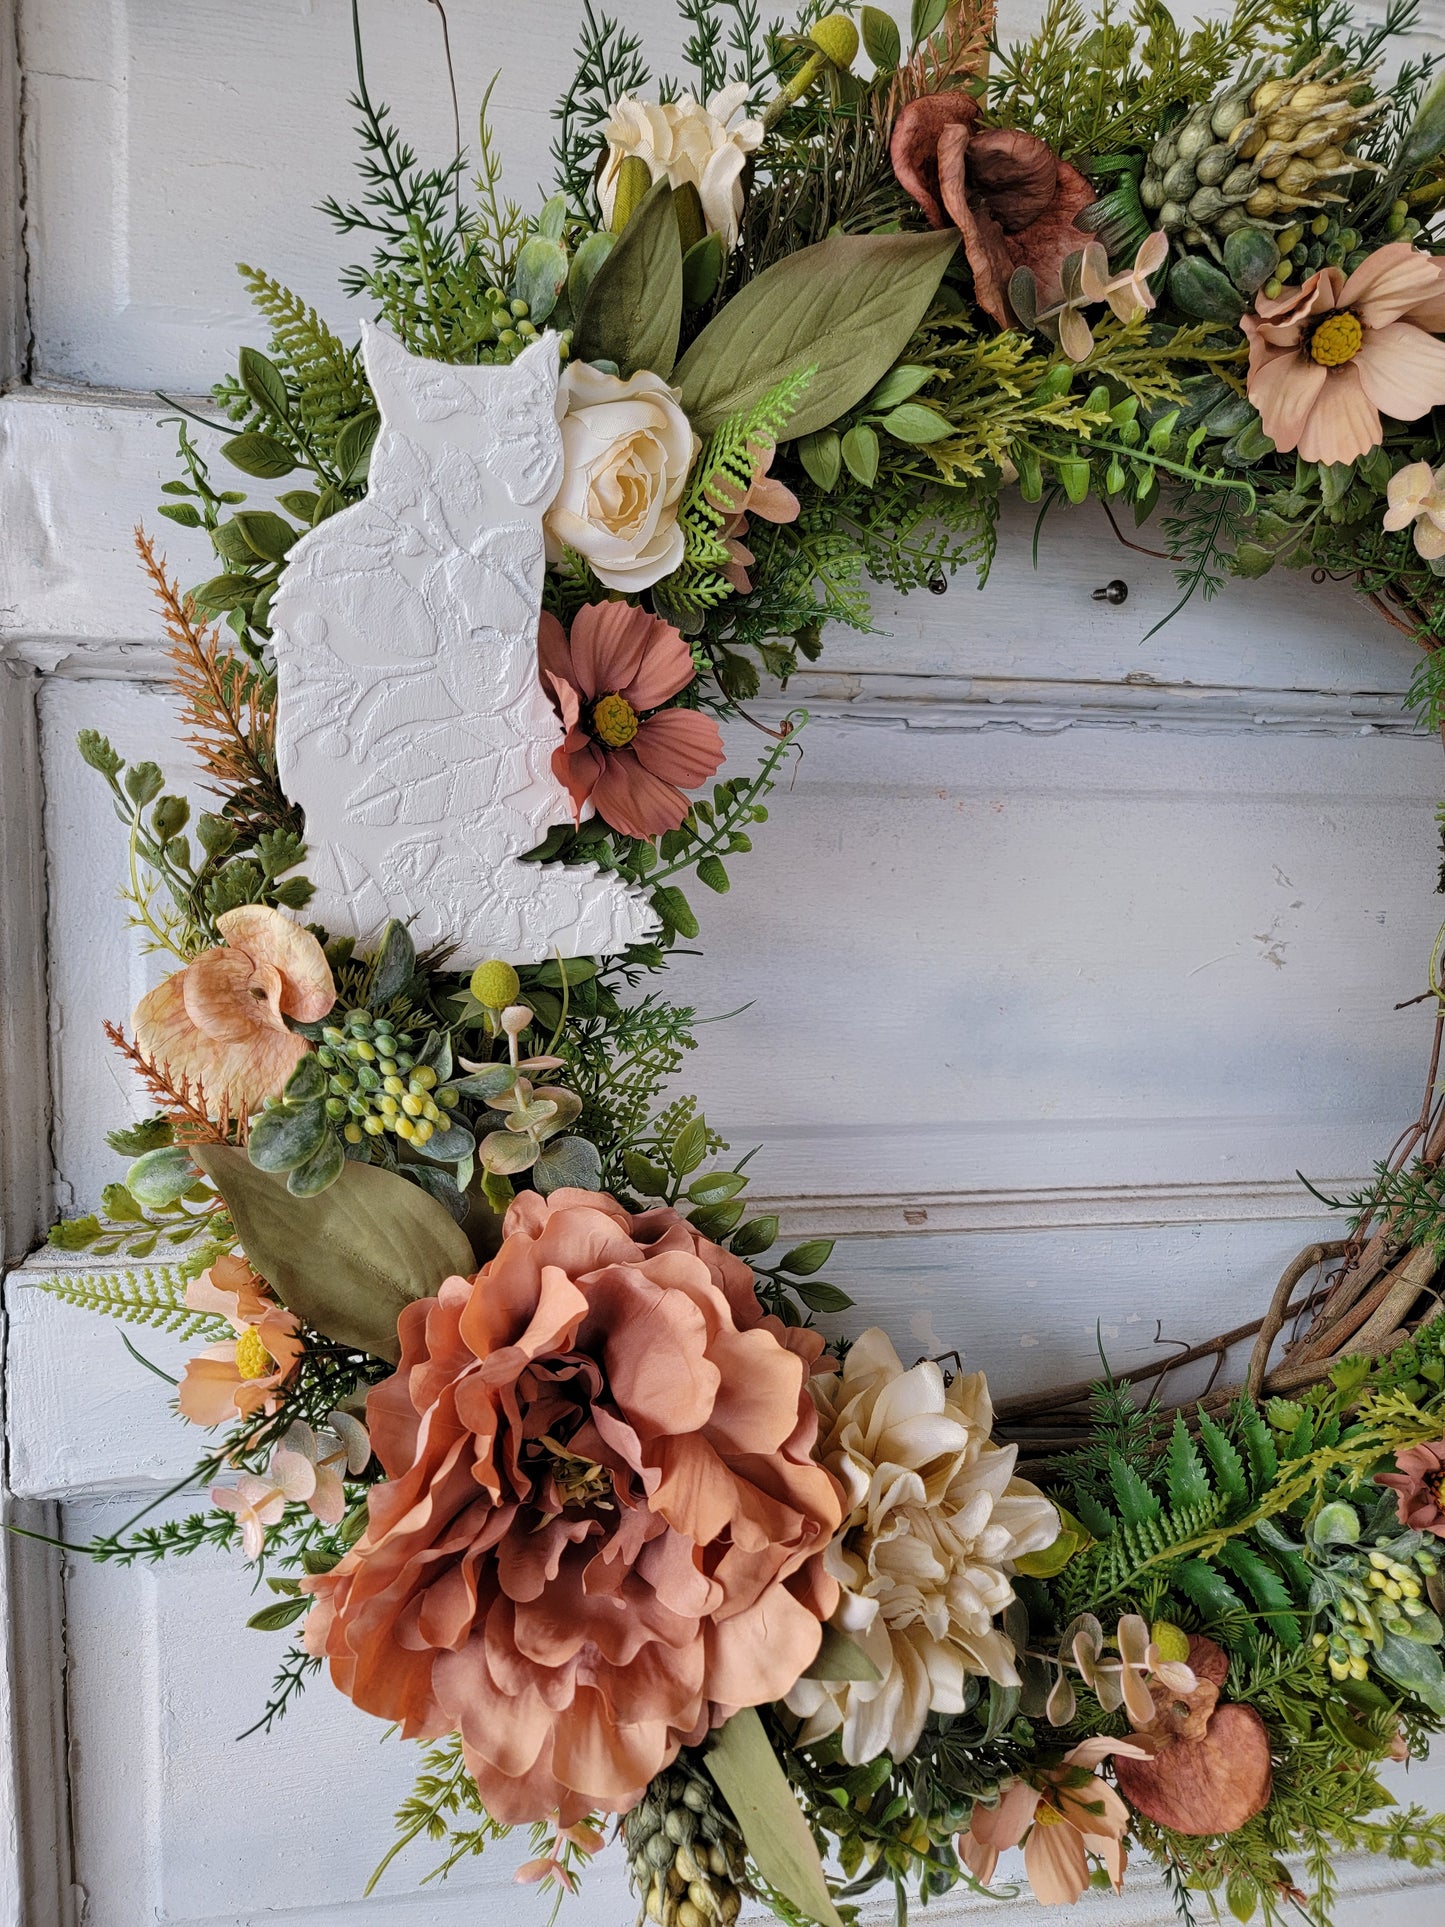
[232,510,297,564]
[1196,1410,1248,1507]
[1216,1542,1300,1646]
[779,1239,834,1276]
[336,410,379,486]
[237,346,291,422]
[369,918,417,1001]
[284,1055,327,1102]
[651,883,699,939]
[157,502,204,528]
[192,1144,475,1363]
[287,1131,347,1197]
[696,854,730,894]
[910,0,948,45]
[1108,1451,1160,1528]
[682,231,724,308]
[1172,1557,1246,1624]
[673,229,957,439]
[247,1597,311,1632]
[795,1279,854,1312]
[1166,1414,1211,1512]
[623,1151,671,1197]
[861,5,901,67]
[223,433,297,480]
[573,177,683,379]
[729,1215,779,1258]
[686,1171,748,1206]
[688,1199,746,1239]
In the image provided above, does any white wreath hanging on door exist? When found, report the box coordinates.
[30,2,1445,1921]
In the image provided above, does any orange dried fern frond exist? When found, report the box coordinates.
[103,1018,246,1147]
[136,529,297,837]
[893,0,995,107]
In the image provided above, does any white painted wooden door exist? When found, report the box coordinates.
[5,3,1445,1921]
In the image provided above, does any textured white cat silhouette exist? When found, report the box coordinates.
[269,321,658,965]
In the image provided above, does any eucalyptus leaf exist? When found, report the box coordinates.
[415,1121,478,1164]
[705,1708,844,1927]
[286,1130,346,1197]
[573,177,683,379]
[674,229,956,439]
[1376,1629,1445,1716]
[369,918,417,1002]
[451,1064,519,1102]
[192,1144,475,1363]
[511,235,570,325]
[1402,68,1445,171]
[248,1099,331,1173]
[568,230,616,316]
[534,1134,605,1194]
[284,1055,327,1102]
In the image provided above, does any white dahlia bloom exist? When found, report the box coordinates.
[597,84,763,251]
[785,1329,1059,1764]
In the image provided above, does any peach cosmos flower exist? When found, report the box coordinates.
[133,904,335,1116]
[301,1189,841,1828]
[177,1253,303,1427]
[1241,243,1445,466]
[539,602,725,839]
[1383,458,1445,560]
[1378,1437,1445,1537]
[959,1736,1147,1905]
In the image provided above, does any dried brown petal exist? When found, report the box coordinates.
[890,91,979,229]
[1115,1703,1273,1836]
[963,128,1059,232]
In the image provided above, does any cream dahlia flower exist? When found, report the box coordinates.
[598,85,763,251]
[785,1329,1059,1764]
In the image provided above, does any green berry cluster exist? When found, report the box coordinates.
[473,286,574,365]
[1313,1538,1442,1681]
[1260,211,1375,299]
[316,1008,459,1149]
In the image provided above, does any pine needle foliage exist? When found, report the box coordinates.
[29,1266,229,1341]
[551,2,652,213]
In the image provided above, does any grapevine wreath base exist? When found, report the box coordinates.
[31,2,1445,1924]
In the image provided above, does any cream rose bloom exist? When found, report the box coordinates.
[545,361,699,592]
[785,1329,1059,1765]
[598,83,763,251]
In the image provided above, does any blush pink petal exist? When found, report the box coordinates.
[1296,364,1381,465]
[632,707,726,788]
[1340,242,1445,328]
[1024,1819,1090,1905]
[1244,347,1328,453]
[568,600,654,703]
[589,748,696,839]
[1352,321,1445,420]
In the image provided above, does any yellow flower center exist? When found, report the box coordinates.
[535,1435,615,1512]
[591,692,640,748]
[1308,311,1364,367]
[1034,1803,1066,1827]
[234,1326,274,1381]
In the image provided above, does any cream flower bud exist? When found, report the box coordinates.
[598,85,763,251]
[544,362,699,592]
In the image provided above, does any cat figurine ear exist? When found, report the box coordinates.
[268,325,656,965]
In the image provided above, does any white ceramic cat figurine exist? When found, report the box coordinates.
[268,321,658,965]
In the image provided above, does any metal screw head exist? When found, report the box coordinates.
[1092,578,1129,604]
[927,571,948,595]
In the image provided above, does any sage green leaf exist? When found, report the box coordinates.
[796,1278,853,1312]
[284,1055,327,1102]
[191,1144,475,1364]
[673,230,956,439]
[451,1064,519,1103]
[286,1130,346,1197]
[249,1099,330,1173]
[1377,1629,1445,1716]
[623,1150,670,1197]
[534,1135,604,1194]
[415,1121,478,1164]
[573,177,683,379]
[336,410,379,486]
[232,510,297,564]
[669,1116,708,1177]
[157,503,204,528]
[1402,69,1445,171]
[861,5,900,68]
[682,230,724,308]
[841,423,879,486]
[537,193,568,242]
[704,1708,843,1927]
[223,433,297,480]
[247,1596,310,1632]
[910,0,948,46]
[481,1129,541,1177]
[798,430,841,491]
[880,402,952,445]
[512,235,570,325]
[237,346,291,422]
[568,230,616,316]
[802,1625,883,1682]
[729,1214,779,1257]
[369,918,417,1001]
[126,1145,199,1210]
[866,364,932,412]
[687,1171,748,1206]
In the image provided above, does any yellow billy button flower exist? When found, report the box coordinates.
[234,1326,275,1382]
[1309,310,1364,365]
[591,692,640,748]
[470,958,521,1011]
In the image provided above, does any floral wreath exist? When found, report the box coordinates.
[31,3,1445,1923]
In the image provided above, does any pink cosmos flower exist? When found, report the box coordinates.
[959,1736,1147,1904]
[539,602,725,839]
[1241,243,1445,466]
[1378,1438,1445,1537]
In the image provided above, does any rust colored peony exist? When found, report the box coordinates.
[302,1189,841,1826]
[1241,243,1445,466]
[539,602,725,839]
[133,904,335,1116]
[890,91,1095,327]
[1379,1438,1445,1537]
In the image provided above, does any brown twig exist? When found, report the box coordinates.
[103,1019,241,1147]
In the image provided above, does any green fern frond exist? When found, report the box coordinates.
[30,1265,228,1340]
[661,368,815,620]
[237,265,371,445]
